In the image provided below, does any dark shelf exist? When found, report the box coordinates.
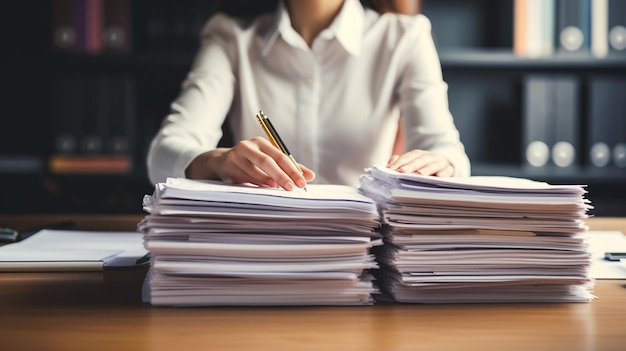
[0,172,152,214]
[8,48,626,73]
[472,163,626,183]
[4,52,196,71]
[439,49,626,71]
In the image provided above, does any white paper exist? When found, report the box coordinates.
[140,178,382,306]
[359,166,594,303]
[587,230,626,279]
[0,229,148,270]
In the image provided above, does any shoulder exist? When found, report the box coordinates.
[364,11,433,44]
[200,12,274,41]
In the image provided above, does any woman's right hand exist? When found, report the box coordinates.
[185,137,315,191]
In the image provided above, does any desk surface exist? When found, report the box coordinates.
[0,216,624,351]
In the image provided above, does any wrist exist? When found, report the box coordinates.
[185,148,229,180]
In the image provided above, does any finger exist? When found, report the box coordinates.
[242,138,304,190]
[387,150,429,172]
[436,164,455,177]
[235,163,280,188]
[387,154,400,167]
[414,157,449,176]
[230,138,313,190]
[392,153,436,173]
[253,138,312,189]
[299,164,316,182]
[248,152,297,190]
[219,149,279,188]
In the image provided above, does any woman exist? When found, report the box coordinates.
[147,0,470,190]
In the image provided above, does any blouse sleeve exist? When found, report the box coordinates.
[396,14,471,177]
[146,14,238,185]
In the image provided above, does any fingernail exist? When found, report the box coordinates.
[295,179,306,188]
[284,182,295,191]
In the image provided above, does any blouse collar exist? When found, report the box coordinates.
[262,0,364,57]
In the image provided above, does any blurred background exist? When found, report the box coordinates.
[0,0,624,215]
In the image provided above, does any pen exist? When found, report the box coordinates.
[604,252,626,261]
[255,110,307,191]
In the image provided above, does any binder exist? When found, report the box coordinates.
[51,0,130,54]
[84,0,104,54]
[591,0,609,58]
[139,2,169,52]
[587,77,626,168]
[51,0,103,54]
[73,0,87,52]
[52,75,85,155]
[608,0,626,53]
[523,75,552,167]
[552,76,581,168]
[513,0,528,57]
[556,0,591,53]
[523,75,581,168]
[80,74,105,155]
[102,0,132,53]
[107,75,136,161]
[51,0,78,51]
[513,0,555,58]
[49,74,133,174]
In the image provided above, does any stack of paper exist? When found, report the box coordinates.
[138,178,382,306]
[359,165,594,303]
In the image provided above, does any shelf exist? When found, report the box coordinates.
[5,52,196,71]
[7,49,626,73]
[439,49,626,71]
[472,163,626,183]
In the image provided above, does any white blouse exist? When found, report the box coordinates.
[146,0,470,186]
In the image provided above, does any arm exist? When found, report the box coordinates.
[388,15,471,177]
[146,15,236,185]
[146,15,314,189]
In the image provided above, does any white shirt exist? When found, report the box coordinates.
[147,0,470,186]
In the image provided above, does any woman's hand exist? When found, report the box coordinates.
[186,137,315,190]
[387,149,454,177]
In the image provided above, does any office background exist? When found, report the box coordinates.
[0,0,624,215]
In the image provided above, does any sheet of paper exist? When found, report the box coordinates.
[587,230,626,279]
[0,229,148,271]
[367,164,587,193]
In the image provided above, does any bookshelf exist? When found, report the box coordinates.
[422,0,626,216]
[0,0,624,215]
[0,0,199,214]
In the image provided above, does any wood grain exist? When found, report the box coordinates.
[0,216,624,351]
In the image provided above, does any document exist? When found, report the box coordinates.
[139,178,382,306]
[139,169,597,305]
[587,230,626,279]
[360,165,594,303]
[0,229,149,271]
[360,165,591,234]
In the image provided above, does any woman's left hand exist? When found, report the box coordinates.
[387,149,454,177]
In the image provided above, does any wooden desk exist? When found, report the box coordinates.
[0,216,624,351]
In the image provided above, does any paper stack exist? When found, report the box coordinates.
[138,178,382,306]
[359,165,594,303]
